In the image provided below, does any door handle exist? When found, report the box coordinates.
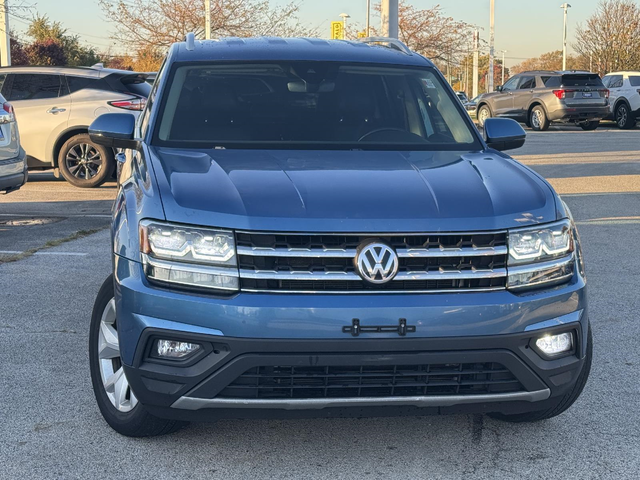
[46,107,66,114]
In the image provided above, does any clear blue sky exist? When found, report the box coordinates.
[15,0,605,66]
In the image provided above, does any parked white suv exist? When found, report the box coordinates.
[0,65,150,187]
[602,71,640,129]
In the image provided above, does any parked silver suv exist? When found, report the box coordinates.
[0,65,150,187]
[476,71,609,131]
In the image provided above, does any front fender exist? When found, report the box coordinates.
[112,145,165,262]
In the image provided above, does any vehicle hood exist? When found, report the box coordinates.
[150,148,558,232]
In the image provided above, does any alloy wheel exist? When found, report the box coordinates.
[617,105,628,127]
[65,143,103,180]
[479,107,489,126]
[97,298,138,413]
[531,109,543,129]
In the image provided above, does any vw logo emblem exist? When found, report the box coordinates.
[356,242,399,284]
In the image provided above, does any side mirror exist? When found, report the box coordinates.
[495,85,503,92]
[483,118,526,151]
[89,113,139,150]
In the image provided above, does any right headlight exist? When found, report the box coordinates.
[139,220,239,292]
[507,220,575,290]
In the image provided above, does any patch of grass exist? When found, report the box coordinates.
[0,227,107,264]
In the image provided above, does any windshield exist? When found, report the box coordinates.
[153,62,478,150]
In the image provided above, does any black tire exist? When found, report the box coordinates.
[615,102,635,129]
[89,275,188,437]
[529,105,550,131]
[579,120,600,131]
[489,326,593,423]
[58,133,115,188]
[477,105,491,128]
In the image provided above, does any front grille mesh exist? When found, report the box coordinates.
[218,362,523,399]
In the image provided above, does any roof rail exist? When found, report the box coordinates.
[359,37,412,55]
[185,32,196,51]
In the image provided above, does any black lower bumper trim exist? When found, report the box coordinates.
[124,321,587,419]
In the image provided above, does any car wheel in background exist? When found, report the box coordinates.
[89,275,188,437]
[615,103,635,129]
[529,106,550,131]
[477,105,491,128]
[490,326,592,423]
[579,120,600,131]
[58,134,115,188]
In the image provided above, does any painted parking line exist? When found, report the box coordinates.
[0,250,88,256]
[516,151,640,165]
[576,216,640,226]
[546,175,640,195]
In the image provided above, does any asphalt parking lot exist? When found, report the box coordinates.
[1,125,639,479]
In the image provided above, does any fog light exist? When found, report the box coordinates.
[156,340,201,359]
[536,332,573,357]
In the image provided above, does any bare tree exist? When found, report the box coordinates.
[99,0,317,52]
[369,2,474,68]
[574,0,640,75]
[511,50,583,74]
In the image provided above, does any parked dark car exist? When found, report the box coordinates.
[476,71,609,131]
[87,36,591,437]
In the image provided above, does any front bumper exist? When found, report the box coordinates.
[115,255,589,420]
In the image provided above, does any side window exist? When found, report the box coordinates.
[519,76,536,89]
[629,76,640,87]
[501,76,519,91]
[602,76,611,88]
[66,76,99,93]
[608,75,623,89]
[8,74,62,101]
[541,76,561,88]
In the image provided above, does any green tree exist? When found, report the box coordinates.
[27,14,101,66]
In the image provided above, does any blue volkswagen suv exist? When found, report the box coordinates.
[88,36,591,437]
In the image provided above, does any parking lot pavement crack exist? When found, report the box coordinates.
[0,226,108,265]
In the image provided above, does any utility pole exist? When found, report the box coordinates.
[561,3,571,71]
[339,13,350,39]
[366,0,371,37]
[488,0,495,92]
[472,29,479,98]
[0,0,10,67]
[500,50,507,85]
[204,0,211,39]
[381,0,399,39]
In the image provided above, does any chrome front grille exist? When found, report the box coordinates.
[237,231,508,293]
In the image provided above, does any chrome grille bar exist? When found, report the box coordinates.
[397,246,508,258]
[238,245,507,258]
[239,268,506,281]
[238,246,357,258]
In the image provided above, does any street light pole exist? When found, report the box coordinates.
[561,3,571,71]
[0,0,10,66]
[366,0,371,37]
[488,0,495,92]
[205,0,211,39]
[500,50,507,85]
[381,0,399,39]
[339,13,350,40]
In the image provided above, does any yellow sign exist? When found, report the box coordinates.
[331,21,344,40]
[357,31,367,39]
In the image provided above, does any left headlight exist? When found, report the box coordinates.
[139,220,239,292]
[507,220,575,290]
